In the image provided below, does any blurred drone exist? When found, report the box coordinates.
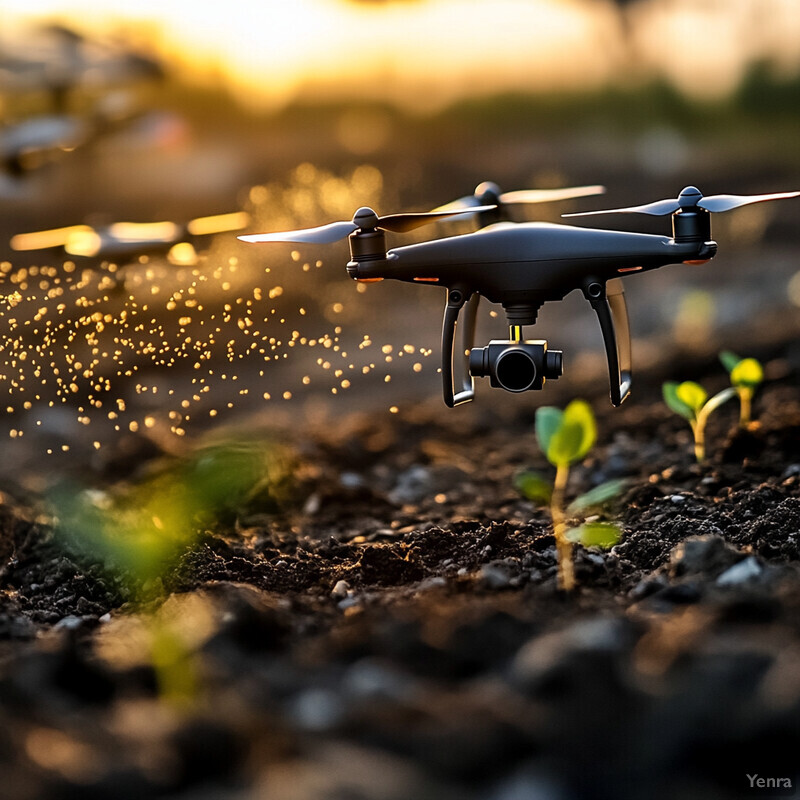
[240,184,799,407]
[11,212,249,260]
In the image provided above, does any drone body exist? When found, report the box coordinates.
[241,184,799,408]
[346,220,715,310]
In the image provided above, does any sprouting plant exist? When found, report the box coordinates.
[515,400,624,592]
[720,350,764,429]
[51,441,287,706]
[662,380,737,462]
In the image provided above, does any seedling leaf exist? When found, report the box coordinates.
[562,400,596,461]
[567,478,627,514]
[514,470,553,505]
[565,522,622,549]
[730,358,763,389]
[676,381,707,413]
[545,400,596,466]
[719,350,741,373]
[662,381,694,421]
[547,421,584,467]
[535,406,562,455]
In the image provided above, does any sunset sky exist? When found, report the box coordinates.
[3,0,800,110]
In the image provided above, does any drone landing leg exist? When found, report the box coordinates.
[582,277,632,406]
[441,289,478,407]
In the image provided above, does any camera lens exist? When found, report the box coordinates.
[495,348,537,392]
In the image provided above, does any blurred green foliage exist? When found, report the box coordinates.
[51,440,291,599]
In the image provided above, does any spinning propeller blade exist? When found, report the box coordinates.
[498,185,606,205]
[238,221,357,245]
[432,182,605,214]
[238,206,496,244]
[564,186,800,218]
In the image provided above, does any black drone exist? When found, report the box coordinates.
[240,183,799,407]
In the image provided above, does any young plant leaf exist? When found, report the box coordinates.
[729,357,764,389]
[545,400,596,467]
[514,470,553,505]
[676,381,707,414]
[565,521,622,549]
[567,478,627,514]
[535,406,562,455]
[719,350,742,374]
[562,400,596,461]
[663,381,695,421]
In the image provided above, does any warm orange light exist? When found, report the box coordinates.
[683,260,711,265]
[168,242,198,265]
[11,225,93,251]
[108,222,180,242]
[64,230,103,257]
[413,277,439,282]
[617,266,643,273]
[356,278,383,283]
[187,212,250,236]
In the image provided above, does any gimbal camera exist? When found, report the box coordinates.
[240,183,799,407]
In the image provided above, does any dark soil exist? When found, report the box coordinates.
[1,339,799,800]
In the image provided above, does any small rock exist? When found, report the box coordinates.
[387,465,431,505]
[628,576,669,601]
[716,556,763,586]
[479,562,513,590]
[343,657,416,701]
[340,471,365,489]
[290,688,343,731]
[670,494,686,504]
[669,535,743,579]
[53,615,84,631]
[512,617,636,691]
[303,493,321,515]
[416,576,447,591]
[331,579,350,600]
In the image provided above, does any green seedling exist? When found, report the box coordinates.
[52,441,288,707]
[720,350,764,428]
[662,380,737,462]
[515,400,624,592]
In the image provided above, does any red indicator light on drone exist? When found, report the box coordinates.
[683,259,710,265]
[617,266,642,273]
[413,277,439,282]
[356,277,384,282]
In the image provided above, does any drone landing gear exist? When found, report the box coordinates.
[582,277,632,406]
[441,289,479,407]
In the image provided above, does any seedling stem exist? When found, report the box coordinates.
[551,463,574,591]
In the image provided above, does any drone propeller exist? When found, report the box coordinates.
[563,185,800,218]
[432,181,606,216]
[238,205,497,245]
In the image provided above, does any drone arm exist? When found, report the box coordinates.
[582,278,632,407]
[441,289,478,407]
